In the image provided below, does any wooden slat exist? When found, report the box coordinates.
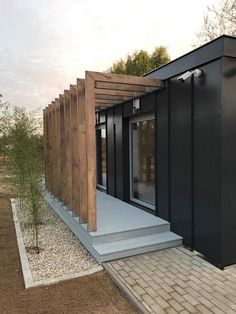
[70,85,80,217]
[77,79,87,222]
[89,71,162,87]
[85,71,96,231]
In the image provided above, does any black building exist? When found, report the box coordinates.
[95,35,236,268]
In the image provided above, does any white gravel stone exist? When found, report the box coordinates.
[16,201,97,281]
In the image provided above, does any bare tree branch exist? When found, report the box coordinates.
[194,0,236,47]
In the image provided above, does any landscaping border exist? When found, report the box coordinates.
[11,198,103,289]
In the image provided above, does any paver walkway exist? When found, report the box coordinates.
[0,198,137,314]
[105,247,236,314]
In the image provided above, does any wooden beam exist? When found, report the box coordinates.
[85,71,96,231]
[95,94,128,101]
[88,71,162,87]
[94,88,143,97]
[95,81,157,93]
[95,99,121,104]
[95,103,114,108]
[77,79,88,223]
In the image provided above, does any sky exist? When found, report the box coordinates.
[0,0,221,111]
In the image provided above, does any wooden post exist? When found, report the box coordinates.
[77,79,88,223]
[48,103,54,194]
[85,72,97,231]
[70,85,80,216]
[51,102,56,196]
[59,94,65,202]
[43,108,48,188]
[54,99,60,198]
[47,105,52,193]
[64,90,72,208]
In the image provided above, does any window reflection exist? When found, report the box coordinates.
[96,126,107,188]
[131,118,155,207]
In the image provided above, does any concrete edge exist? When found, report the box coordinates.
[11,198,103,289]
[24,266,104,289]
[11,198,34,289]
[103,263,149,314]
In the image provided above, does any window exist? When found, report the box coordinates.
[130,114,155,209]
[96,124,107,189]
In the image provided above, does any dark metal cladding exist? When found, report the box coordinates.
[140,93,155,113]
[122,116,130,202]
[114,105,123,200]
[221,56,236,266]
[193,60,221,263]
[96,35,236,267]
[156,89,169,221]
[169,77,192,247]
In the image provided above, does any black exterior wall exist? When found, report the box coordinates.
[96,35,236,267]
[193,59,222,264]
[221,56,236,266]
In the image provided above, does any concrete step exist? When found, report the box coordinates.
[43,189,182,265]
[94,232,182,263]
[88,223,170,245]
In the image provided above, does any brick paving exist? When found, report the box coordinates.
[105,247,236,314]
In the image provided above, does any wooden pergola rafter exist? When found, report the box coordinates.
[44,71,163,231]
[90,71,163,109]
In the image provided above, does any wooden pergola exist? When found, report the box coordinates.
[43,71,163,231]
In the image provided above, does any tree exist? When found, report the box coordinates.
[195,0,236,46]
[109,46,170,76]
[0,98,12,161]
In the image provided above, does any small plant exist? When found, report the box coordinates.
[5,106,44,253]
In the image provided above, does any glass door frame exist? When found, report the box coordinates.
[96,123,107,191]
[129,113,156,210]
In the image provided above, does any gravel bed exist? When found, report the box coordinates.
[16,201,97,281]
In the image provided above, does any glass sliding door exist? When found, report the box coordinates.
[96,124,107,190]
[130,114,155,209]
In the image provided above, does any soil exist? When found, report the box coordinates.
[0,184,137,313]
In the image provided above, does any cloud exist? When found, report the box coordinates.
[0,0,219,110]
